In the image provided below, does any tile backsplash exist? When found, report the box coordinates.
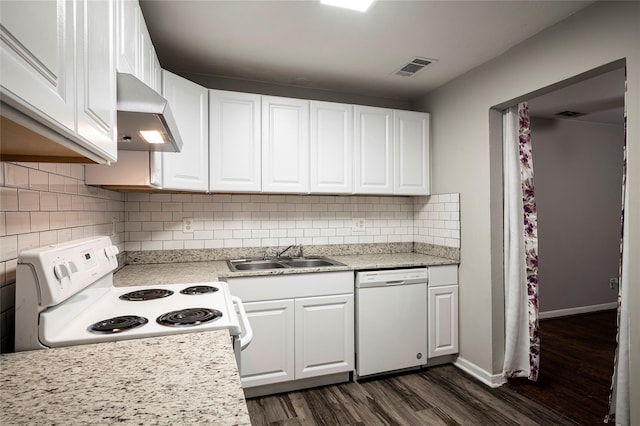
[0,160,460,353]
[124,193,416,251]
[0,162,125,352]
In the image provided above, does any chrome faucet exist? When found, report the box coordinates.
[276,244,296,258]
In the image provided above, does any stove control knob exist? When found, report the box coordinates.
[53,263,71,280]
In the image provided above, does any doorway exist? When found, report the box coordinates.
[503,66,625,424]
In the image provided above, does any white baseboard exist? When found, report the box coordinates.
[539,302,617,319]
[453,357,506,388]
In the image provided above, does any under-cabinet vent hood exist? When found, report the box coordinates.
[116,73,183,153]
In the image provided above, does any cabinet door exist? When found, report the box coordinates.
[0,0,75,131]
[428,285,459,358]
[262,96,309,193]
[394,110,430,195]
[240,299,295,388]
[310,101,353,194]
[354,105,393,194]
[295,294,354,379]
[209,90,261,192]
[114,0,138,75]
[157,71,209,191]
[75,0,117,162]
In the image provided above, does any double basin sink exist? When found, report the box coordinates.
[227,256,345,272]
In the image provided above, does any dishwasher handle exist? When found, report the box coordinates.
[385,280,405,286]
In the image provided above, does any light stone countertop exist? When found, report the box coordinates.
[0,331,251,426]
[113,252,458,285]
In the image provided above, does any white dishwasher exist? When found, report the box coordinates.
[355,268,428,377]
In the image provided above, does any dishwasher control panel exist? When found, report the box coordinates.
[355,268,428,288]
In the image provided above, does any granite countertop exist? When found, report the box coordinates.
[114,252,458,285]
[0,331,251,425]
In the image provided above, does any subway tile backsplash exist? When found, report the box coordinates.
[0,159,460,353]
[0,162,125,352]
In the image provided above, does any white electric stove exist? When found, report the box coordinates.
[14,236,252,364]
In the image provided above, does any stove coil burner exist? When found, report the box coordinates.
[89,315,149,334]
[156,308,222,327]
[180,285,219,295]
[119,289,174,301]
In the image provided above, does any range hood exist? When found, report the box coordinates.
[116,73,183,153]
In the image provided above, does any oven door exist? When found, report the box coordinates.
[232,296,253,368]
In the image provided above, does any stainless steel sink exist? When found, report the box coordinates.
[231,260,287,271]
[282,259,336,268]
[227,256,344,272]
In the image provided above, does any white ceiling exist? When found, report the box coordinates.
[140,0,594,102]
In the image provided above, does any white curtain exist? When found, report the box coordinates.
[606,77,630,425]
[502,103,539,380]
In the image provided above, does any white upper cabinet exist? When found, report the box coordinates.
[309,101,353,194]
[354,105,393,194]
[0,0,75,132]
[75,0,118,161]
[262,96,310,193]
[154,71,209,191]
[115,0,138,75]
[115,0,160,93]
[393,110,430,195]
[0,0,117,163]
[210,90,262,192]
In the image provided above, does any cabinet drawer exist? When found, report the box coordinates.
[428,265,458,287]
[226,271,353,302]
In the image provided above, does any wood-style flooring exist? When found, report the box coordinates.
[247,310,617,426]
[506,309,617,425]
[247,365,573,425]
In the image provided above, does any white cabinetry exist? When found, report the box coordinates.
[226,271,354,390]
[241,299,295,387]
[152,71,209,191]
[262,96,309,193]
[310,101,353,194]
[75,0,117,160]
[427,265,459,358]
[115,0,138,75]
[394,110,430,195]
[354,106,393,194]
[209,90,262,192]
[114,0,160,92]
[0,0,117,163]
[294,294,354,379]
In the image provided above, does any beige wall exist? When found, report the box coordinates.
[532,118,623,314]
[415,0,639,410]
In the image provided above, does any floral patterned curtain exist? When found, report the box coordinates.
[502,102,540,381]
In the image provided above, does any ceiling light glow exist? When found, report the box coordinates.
[139,130,165,144]
[320,0,375,13]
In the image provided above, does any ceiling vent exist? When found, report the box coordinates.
[555,110,586,118]
[395,57,434,77]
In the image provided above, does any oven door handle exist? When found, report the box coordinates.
[232,296,253,350]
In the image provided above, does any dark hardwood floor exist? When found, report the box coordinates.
[505,309,618,425]
[247,310,617,426]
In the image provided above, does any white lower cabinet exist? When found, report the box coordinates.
[240,299,295,388]
[427,265,459,358]
[226,271,354,389]
[295,294,354,379]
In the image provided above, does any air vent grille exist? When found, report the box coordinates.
[555,110,585,118]
[395,57,435,77]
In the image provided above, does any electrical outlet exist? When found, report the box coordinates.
[183,218,194,233]
[352,217,366,233]
[609,278,619,289]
